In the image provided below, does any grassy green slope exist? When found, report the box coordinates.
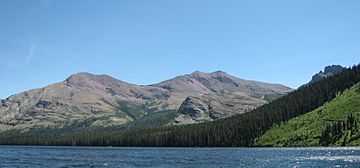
[254,82,360,147]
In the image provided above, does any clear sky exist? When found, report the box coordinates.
[1,0,360,99]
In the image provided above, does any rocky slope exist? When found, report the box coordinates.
[0,71,292,132]
[173,71,291,124]
[175,93,267,124]
[310,65,346,83]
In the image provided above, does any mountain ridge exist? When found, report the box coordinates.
[0,70,292,132]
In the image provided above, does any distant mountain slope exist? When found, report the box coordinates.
[255,82,360,147]
[0,71,291,132]
[310,65,346,83]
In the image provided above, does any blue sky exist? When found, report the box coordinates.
[1,0,360,98]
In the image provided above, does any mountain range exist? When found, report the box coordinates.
[1,64,357,147]
[0,71,292,132]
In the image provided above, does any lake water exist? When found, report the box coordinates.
[0,146,359,167]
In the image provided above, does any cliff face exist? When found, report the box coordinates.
[0,71,292,131]
[310,65,346,83]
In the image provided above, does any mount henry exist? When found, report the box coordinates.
[0,71,292,132]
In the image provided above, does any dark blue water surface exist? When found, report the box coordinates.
[0,146,359,167]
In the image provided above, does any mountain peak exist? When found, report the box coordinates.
[67,72,112,79]
[65,72,125,88]
[66,72,99,79]
[189,70,230,77]
[209,70,231,77]
[310,65,346,83]
[211,70,226,74]
[190,70,206,75]
[324,65,345,74]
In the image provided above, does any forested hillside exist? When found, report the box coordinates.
[255,82,360,147]
[1,64,360,146]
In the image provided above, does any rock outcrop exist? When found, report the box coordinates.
[310,65,346,83]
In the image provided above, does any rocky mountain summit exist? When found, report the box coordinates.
[0,71,292,132]
[173,71,291,124]
[310,65,346,83]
